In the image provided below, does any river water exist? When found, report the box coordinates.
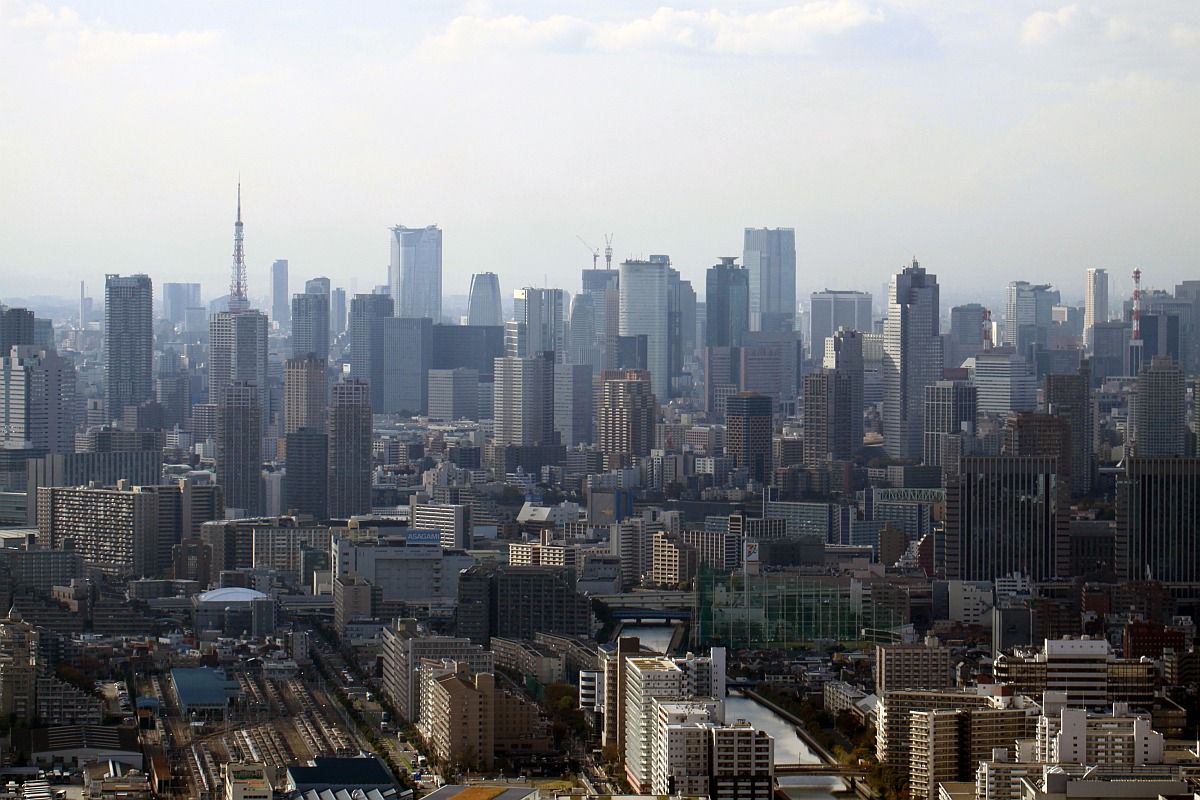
[724,693,848,800]
[620,623,675,654]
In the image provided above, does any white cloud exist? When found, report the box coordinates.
[418,1,886,59]
[1,0,220,68]
[1170,23,1200,48]
[1019,5,1079,46]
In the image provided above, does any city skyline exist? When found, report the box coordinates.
[1,2,1197,299]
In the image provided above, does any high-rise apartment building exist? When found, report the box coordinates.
[1084,268,1108,351]
[104,273,154,417]
[216,382,263,517]
[161,283,201,326]
[597,369,657,470]
[467,272,503,326]
[810,290,872,361]
[876,637,954,692]
[389,224,442,321]
[283,354,327,435]
[706,257,750,349]
[208,310,269,405]
[270,259,290,329]
[1127,356,1185,458]
[327,380,372,520]
[725,392,773,484]
[923,380,976,468]
[802,369,855,466]
[0,346,77,454]
[945,456,1068,582]
[37,481,222,577]
[883,260,942,460]
[291,290,329,360]
[619,260,670,400]
[743,228,796,333]
[380,627,494,723]
[492,354,556,448]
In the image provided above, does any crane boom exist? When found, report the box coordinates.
[576,235,600,269]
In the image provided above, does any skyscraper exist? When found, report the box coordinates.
[285,428,328,520]
[725,392,773,484]
[390,224,442,321]
[1116,457,1200,587]
[511,287,568,360]
[619,259,669,400]
[208,310,269,405]
[923,380,977,469]
[217,382,263,517]
[945,455,1069,581]
[667,266,696,398]
[824,328,864,451]
[270,259,290,329]
[597,369,657,470]
[328,380,372,519]
[743,228,796,333]
[568,292,599,367]
[467,272,503,326]
[348,292,394,406]
[554,362,594,447]
[883,260,942,461]
[0,346,77,454]
[291,290,330,359]
[973,347,1037,415]
[104,273,154,418]
[376,317,432,415]
[304,276,331,297]
[330,287,347,337]
[1127,356,1185,458]
[1003,281,1059,354]
[947,304,987,369]
[802,369,855,466]
[1044,363,1094,496]
[1084,268,1108,352]
[809,290,872,362]
[161,283,201,326]
[581,268,620,371]
[492,354,556,448]
[705,257,750,349]
[283,354,327,435]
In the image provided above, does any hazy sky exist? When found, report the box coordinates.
[1,1,1197,308]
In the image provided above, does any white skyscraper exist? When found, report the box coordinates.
[619,259,670,399]
[1084,268,1108,352]
[883,260,942,460]
[467,272,503,326]
[389,224,442,321]
[743,228,796,333]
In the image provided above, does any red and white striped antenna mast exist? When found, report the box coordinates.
[1131,267,1142,342]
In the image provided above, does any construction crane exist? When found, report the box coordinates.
[604,234,614,270]
[576,235,600,269]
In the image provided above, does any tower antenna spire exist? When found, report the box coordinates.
[229,179,248,312]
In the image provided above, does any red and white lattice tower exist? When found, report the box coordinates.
[228,181,249,313]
